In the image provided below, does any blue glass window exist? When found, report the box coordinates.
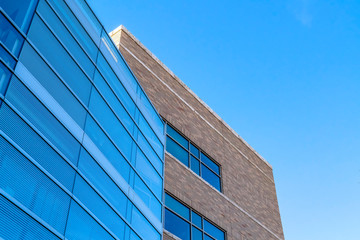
[166,136,189,166]
[201,164,221,191]
[0,12,24,56]
[0,60,11,95]
[0,43,16,69]
[165,193,225,240]
[36,0,96,78]
[27,14,92,105]
[201,153,220,175]
[48,0,98,61]
[165,209,190,240]
[167,125,188,148]
[0,0,38,32]
[166,123,221,191]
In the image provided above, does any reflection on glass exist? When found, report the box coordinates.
[0,43,16,68]
[166,136,189,166]
[0,13,24,56]
[0,0,38,32]
[201,164,221,191]
[0,61,11,95]
[165,193,189,220]
[165,209,190,240]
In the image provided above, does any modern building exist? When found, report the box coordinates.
[0,0,164,240]
[110,26,285,240]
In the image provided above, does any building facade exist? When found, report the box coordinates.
[0,1,164,240]
[111,26,285,240]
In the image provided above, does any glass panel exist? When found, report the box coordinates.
[190,143,200,158]
[167,125,188,149]
[49,0,98,61]
[0,103,76,191]
[84,115,131,183]
[204,234,215,240]
[19,42,87,128]
[201,164,221,191]
[0,43,16,68]
[166,136,189,166]
[0,61,11,95]
[78,148,128,218]
[0,12,24,56]
[0,136,71,234]
[192,211,202,228]
[192,226,203,240]
[6,77,81,165]
[139,114,164,159]
[73,174,126,239]
[135,148,162,199]
[165,193,189,220]
[0,0,38,32]
[201,152,220,175]
[204,219,225,240]
[190,155,200,175]
[27,15,92,105]
[65,200,114,240]
[96,53,137,117]
[131,207,160,240]
[165,209,190,240]
[137,131,163,175]
[0,195,60,240]
[37,0,95,78]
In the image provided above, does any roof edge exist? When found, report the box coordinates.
[110,25,272,169]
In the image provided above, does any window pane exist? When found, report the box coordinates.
[37,0,95,78]
[48,0,98,61]
[0,12,24,56]
[0,43,16,69]
[0,0,38,32]
[65,201,114,240]
[190,143,200,158]
[165,193,189,220]
[27,15,92,105]
[6,77,81,165]
[192,211,202,228]
[19,42,87,128]
[192,226,203,240]
[0,195,60,240]
[201,164,221,191]
[166,136,189,166]
[165,209,190,240]
[190,155,200,175]
[167,125,188,148]
[131,206,160,240]
[0,61,11,95]
[201,152,220,175]
[204,219,225,240]
[204,234,215,240]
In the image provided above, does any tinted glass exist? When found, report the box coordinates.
[0,12,24,56]
[167,125,188,148]
[201,152,220,175]
[166,136,189,166]
[165,193,189,220]
[165,209,190,240]
[192,211,202,228]
[190,155,200,175]
[204,219,225,240]
[192,226,203,240]
[201,164,221,191]
[1,0,38,32]
[0,43,16,68]
[190,143,200,158]
[0,61,11,95]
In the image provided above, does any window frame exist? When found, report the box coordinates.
[165,192,226,240]
[164,121,222,192]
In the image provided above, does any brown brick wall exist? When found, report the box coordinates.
[111,27,284,240]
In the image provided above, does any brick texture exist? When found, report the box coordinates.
[111,27,284,240]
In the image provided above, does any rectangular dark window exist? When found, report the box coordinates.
[165,193,225,240]
[165,123,222,192]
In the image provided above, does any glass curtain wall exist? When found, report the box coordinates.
[0,0,165,240]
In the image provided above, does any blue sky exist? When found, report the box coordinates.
[88,0,360,239]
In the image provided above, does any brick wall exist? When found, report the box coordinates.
[111,26,284,240]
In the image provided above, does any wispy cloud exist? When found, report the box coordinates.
[289,0,314,27]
